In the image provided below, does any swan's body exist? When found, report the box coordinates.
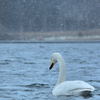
[52,80,94,96]
[49,53,95,97]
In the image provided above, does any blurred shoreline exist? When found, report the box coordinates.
[1,29,100,43]
[0,38,100,43]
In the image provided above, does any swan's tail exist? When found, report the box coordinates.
[80,91,93,98]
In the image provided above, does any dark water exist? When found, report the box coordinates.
[0,43,99,100]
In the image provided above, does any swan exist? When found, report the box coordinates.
[49,52,95,97]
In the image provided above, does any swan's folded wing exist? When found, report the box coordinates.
[52,81,95,96]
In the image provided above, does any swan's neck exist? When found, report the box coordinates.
[56,56,66,85]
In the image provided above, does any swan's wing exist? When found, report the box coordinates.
[52,81,95,96]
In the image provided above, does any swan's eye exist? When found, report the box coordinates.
[54,59,57,63]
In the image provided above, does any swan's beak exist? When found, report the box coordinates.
[49,63,55,70]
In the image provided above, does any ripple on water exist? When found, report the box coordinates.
[24,62,36,64]
[20,83,50,88]
[0,60,9,65]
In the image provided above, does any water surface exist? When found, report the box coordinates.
[0,43,99,100]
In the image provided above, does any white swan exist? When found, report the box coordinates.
[49,52,95,97]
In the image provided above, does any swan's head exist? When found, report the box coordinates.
[49,52,62,70]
